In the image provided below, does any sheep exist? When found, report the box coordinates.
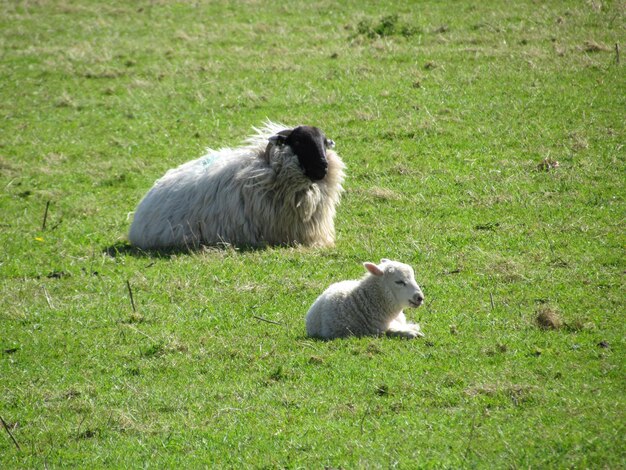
[128,121,345,250]
[305,259,426,340]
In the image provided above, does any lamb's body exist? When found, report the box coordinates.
[128,122,345,249]
[305,260,425,340]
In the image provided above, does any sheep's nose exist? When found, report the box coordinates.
[307,161,328,181]
[413,292,424,305]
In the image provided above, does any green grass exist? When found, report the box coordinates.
[1,0,624,467]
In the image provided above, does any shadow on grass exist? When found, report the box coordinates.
[103,241,179,258]
[102,241,268,258]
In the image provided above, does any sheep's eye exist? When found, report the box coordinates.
[395,280,406,286]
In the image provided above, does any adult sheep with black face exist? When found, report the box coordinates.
[128,121,345,250]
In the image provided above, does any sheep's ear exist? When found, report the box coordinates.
[364,262,384,277]
[264,130,292,162]
[268,134,286,145]
[268,129,292,146]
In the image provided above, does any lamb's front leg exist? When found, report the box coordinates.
[386,311,425,339]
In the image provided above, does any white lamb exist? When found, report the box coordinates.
[128,121,345,249]
[305,259,425,340]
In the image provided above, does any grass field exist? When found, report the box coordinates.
[1,0,624,467]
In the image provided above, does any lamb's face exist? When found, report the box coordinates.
[388,264,424,309]
[365,259,425,309]
[269,126,335,182]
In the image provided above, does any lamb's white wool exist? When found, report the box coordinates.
[128,121,345,249]
[305,259,425,339]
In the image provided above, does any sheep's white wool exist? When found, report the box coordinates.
[128,121,345,249]
[305,259,425,339]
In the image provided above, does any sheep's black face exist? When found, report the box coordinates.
[271,126,333,181]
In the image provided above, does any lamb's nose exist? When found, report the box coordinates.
[414,292,424,305]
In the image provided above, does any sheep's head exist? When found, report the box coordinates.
[267,126,335,181]
[364,259,425,309]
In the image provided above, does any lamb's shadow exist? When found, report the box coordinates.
[103,241,268,258]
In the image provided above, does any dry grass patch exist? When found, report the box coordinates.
[350,186,402,201]
[582,39,612,53]
[535,305,563,330]
[465,383,538,405]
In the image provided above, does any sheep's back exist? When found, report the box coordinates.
[128,149,256,248]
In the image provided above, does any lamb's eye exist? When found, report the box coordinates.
[395,280,406,286]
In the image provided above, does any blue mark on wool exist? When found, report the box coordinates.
[201,154,219,169]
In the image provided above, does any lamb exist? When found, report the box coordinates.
[305,259,426,340]
[128,121,345,249]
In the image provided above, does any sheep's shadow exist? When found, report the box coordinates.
[103,241,268,258]
[103,241,167,258]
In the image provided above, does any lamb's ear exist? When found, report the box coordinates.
[364,262,384,277]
